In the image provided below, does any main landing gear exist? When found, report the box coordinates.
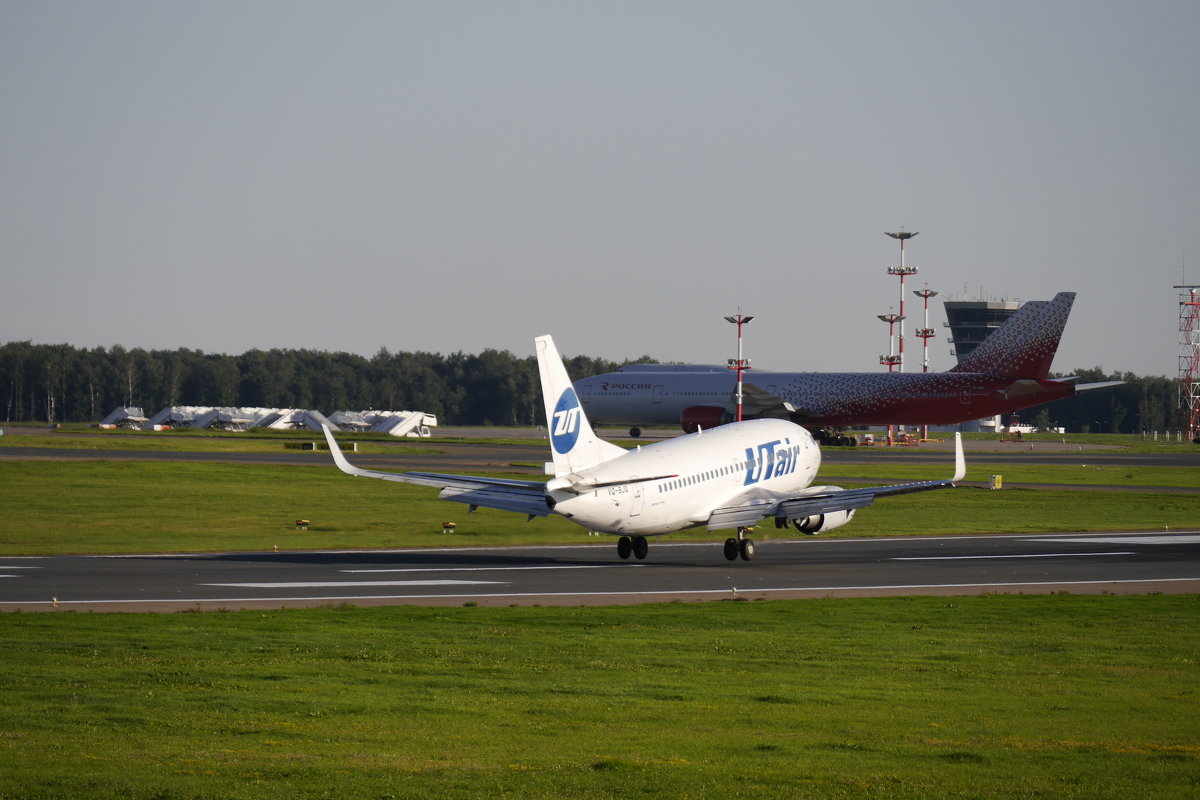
[723,528,756,561]
[617,530,755,562]
[616,535,649,560]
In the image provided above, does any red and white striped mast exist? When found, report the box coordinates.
[1177,285,1200,442]
[725,312,754,422]
[886,229,919,372]
[877,311,903,371]
[913,286,939,374]
[914,286,939,441]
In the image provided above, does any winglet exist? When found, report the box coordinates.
[952,432,966,483]
[321,424,370,478]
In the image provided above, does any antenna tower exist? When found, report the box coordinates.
[1177,285,1200,441]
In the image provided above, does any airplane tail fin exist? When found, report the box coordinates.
[535,335,626,477]
[950,292,1075,378]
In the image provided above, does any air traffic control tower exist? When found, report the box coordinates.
[941,294,1022,432]
[943,296,1021,361]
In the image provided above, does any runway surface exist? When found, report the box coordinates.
[3,531,1197,612]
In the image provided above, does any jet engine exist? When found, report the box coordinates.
[792,509,855,535]
[680,406,734,433]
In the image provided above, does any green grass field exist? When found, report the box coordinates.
[0,459,1197,555]
[820,461,1200,489]
[1,595,1196,799]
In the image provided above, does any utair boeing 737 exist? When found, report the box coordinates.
[321,335,966,562]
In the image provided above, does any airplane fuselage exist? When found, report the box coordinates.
[549,418,819,535]
[575,370,1075,429]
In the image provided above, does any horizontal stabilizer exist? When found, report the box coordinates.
[1073,380,1125,392]
[548,472,680,493]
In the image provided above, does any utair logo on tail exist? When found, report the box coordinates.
[550,387,583,454]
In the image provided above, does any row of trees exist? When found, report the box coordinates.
[0,341,1189,433]
[0,342,629,427]
[1020,368,1188,435]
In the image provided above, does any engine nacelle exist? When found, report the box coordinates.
[792,509,855,535]
[681,405,734,433]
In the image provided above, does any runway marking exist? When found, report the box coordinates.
[88,532,1200,560]
[201,580,507,589]
[98,542,721,558]
[892,552,1134,561]
[342,565,643,574]
[1030,535,1200,545]
[9,577,1198,607]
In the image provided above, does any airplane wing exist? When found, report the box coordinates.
[706,433,966,530]
[320,425,552,518]
[738,382,796,415]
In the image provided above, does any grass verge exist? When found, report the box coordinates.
[1,460,1197,555]
[0,595,1196,799]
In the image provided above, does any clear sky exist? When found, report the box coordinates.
[2,1,1196,376]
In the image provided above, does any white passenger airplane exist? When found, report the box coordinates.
[322,335,966,562]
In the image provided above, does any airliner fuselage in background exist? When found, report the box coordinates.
[574,293,1117,436]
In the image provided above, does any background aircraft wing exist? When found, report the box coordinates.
[706,434,964,530]
[321,426,551,517]
[738,382,794,415]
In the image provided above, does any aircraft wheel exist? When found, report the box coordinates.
[629,426,642,438]
[723,538,740,561]
[632,536,649,560]
[739,538,756,561]
[617,536,633,560]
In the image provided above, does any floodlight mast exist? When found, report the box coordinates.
[913,287,939,373]
[877,310,902,446]
[725,313,754,422]
[877,312,903,372]
[914,287,939,441]
[886,229,919,371]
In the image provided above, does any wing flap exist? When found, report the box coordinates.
[706,433,964,531]
[707,502,779,530]
[438,485,551,517]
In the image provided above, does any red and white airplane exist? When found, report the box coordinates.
[574,292,1117,439]
[322,335,964,562]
